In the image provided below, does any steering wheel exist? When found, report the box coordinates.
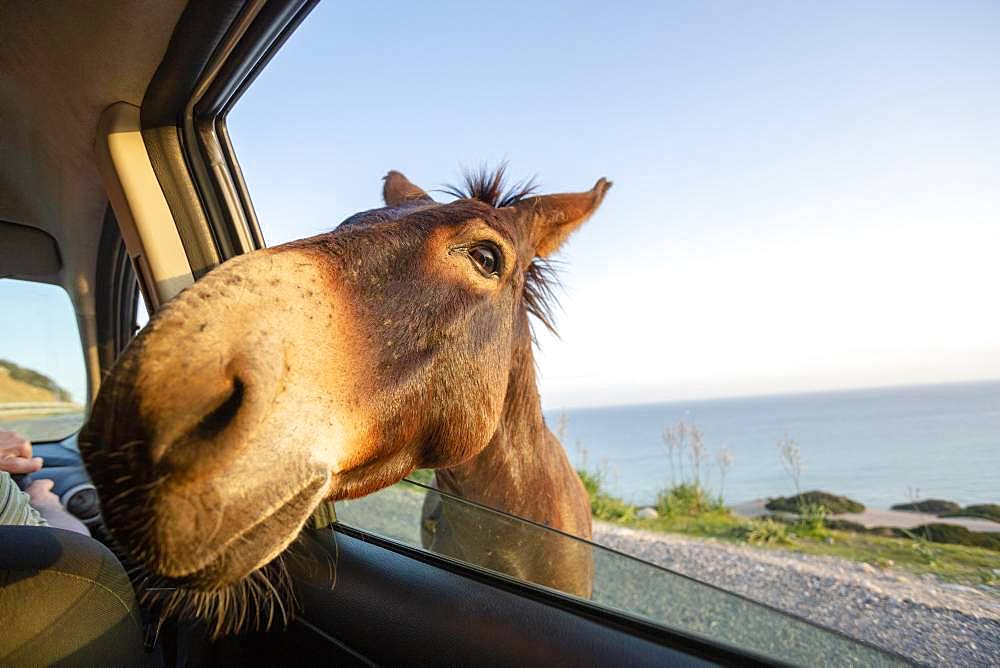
[14,467,102,525]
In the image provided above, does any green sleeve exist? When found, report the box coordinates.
[0,471,48,527]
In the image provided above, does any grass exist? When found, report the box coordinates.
[579,471,1000,587]
[407,468,435,485]
[941,504,1000,523]
[632,511,998,585]
[783,530,999,584]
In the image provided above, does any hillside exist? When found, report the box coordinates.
[0,359,72,403]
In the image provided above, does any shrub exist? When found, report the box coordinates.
[593,495,636,522]
[890,499,961,514]
[765,491,865,515]
[895,523,1000,552]
[656,482,723,517]
[740,518,791,546]
[796,502,829,537]
[939,504,1000,523]
[578,468,635,522]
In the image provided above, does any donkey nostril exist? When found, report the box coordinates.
[194,377,246,440]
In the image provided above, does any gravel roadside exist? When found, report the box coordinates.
[593,522,1000,666]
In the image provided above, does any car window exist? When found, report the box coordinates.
[329,481,901,665]
[135,291,149,331]
[0,279,87,441]
[227,3,1000,664]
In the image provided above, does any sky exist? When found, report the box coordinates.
[3,1,998,410]
[225,0,1000,409]
[0,279,87,403]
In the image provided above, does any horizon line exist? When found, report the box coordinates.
[543,376,1000,413]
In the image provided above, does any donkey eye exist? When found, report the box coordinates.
[468,243,501,276]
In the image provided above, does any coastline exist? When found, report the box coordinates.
[729,498,1000,534]
[554,380,1000,510]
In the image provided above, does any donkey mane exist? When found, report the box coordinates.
[523,259,559,335]
[440,163,538,208]
[442,164,559,335]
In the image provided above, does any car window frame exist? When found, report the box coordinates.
[94,206,145,374]
[141,0,317,271]
[132,2,905,663]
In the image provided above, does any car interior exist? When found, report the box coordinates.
[1,2,909,666]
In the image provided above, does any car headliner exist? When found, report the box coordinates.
[0,0,186,289]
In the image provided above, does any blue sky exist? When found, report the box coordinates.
[227,1,1000,409]
[3,1,999,409]
[0,280,87,403]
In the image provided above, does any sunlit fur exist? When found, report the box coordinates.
[80,166,612,634]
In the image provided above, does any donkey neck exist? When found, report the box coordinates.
[435,326,577,524]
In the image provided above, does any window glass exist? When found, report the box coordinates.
[230,3,1000,663]
[0,279,86,441]
[331,481,900,666]
[135,292,149,331]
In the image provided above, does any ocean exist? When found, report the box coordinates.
[545,380,1000,510]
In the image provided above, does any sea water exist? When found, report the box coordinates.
[546,380,1000,509]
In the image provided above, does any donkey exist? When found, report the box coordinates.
[80,167,611,630]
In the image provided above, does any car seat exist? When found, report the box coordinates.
[0,525,147,665]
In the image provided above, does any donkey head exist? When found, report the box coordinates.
[81,167,611,601]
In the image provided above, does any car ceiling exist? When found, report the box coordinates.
[0,0,187,288]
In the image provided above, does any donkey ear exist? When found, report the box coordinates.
[512,178,612,257]
[383,170,433,206]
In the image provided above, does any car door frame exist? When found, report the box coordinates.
[119,2,898,664]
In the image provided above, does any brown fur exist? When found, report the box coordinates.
[80,166,612,631]
[422,315,594,596]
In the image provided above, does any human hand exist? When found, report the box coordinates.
[0,429,43,475]
[26,478,62,510]
[26,477,90,536]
